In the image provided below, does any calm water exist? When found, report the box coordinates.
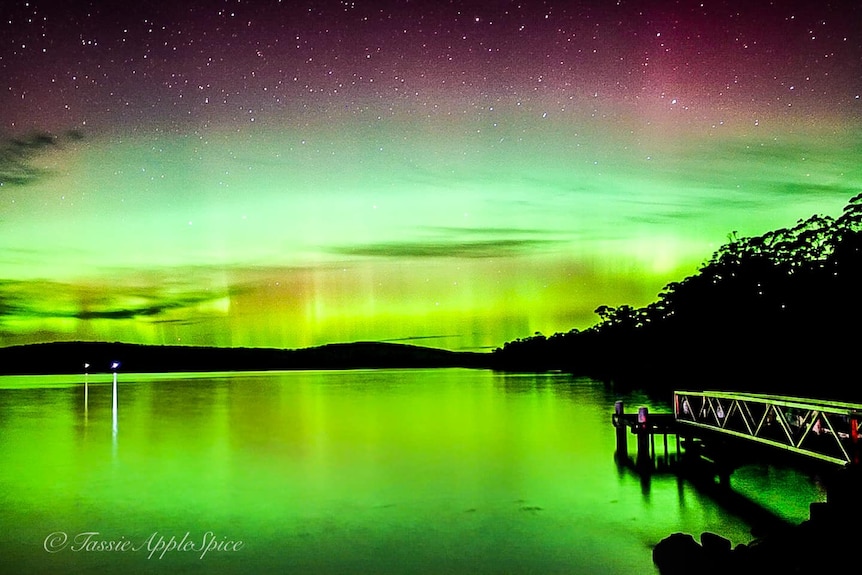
[0,369,824,574]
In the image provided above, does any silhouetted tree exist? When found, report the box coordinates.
[493,193,862,399]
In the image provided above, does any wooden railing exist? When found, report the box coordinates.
[673,391,862,466]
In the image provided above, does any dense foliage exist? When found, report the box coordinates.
[494,193,862,399]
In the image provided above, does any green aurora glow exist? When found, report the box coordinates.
[2,0,861,350]
[2,116,860,350]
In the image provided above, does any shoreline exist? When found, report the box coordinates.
[654,466,862,574]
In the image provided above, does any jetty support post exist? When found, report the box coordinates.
[614,401,628,456]
[851,417,859,465]
[636,407,651,467]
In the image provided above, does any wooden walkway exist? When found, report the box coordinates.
[673,391,862,466]
[612,392,862,491]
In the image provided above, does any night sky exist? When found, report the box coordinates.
[1,0,860,351]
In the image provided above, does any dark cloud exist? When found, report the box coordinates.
[73,300,197,320]
[0,131,82,187]
[770,181,862,198]
[149,317,208,326]
[689,135,862,181]
[0,278,229,322]
[0,135,54,186]
[329,238,560,259]
[429,226,555,237]
[378,334,462,343]
[326,226,564,259]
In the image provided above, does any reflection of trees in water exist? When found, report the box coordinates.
[495,193,862,399]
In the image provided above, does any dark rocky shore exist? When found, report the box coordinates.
[654,467,861,574]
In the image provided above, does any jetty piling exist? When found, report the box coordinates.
[637,407,651,467]
[613,401,627,455]
[612,402,681,471]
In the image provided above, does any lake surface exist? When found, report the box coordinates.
[0,369,824,574]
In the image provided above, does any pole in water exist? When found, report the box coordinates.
[637,406,649,426]
[83,363,90,417]
[636,407,650,468]
[852,418,859,465]
[111,361,120,437]
[614,401,627,455]
[111,364,119,412]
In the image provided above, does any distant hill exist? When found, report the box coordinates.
[0,341,492,375]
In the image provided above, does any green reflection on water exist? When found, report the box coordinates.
[0,369,818,574]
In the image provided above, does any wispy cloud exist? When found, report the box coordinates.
[0,131,82,187]
[378,334,462,343]
[329,238,561,259]
[0,278,231,323]
[325,225,564,259]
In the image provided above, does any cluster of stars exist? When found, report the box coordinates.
[0,0,858,134]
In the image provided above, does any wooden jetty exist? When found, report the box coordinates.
[613,392,862,499]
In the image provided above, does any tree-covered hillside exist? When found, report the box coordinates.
[493,193,862,399]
